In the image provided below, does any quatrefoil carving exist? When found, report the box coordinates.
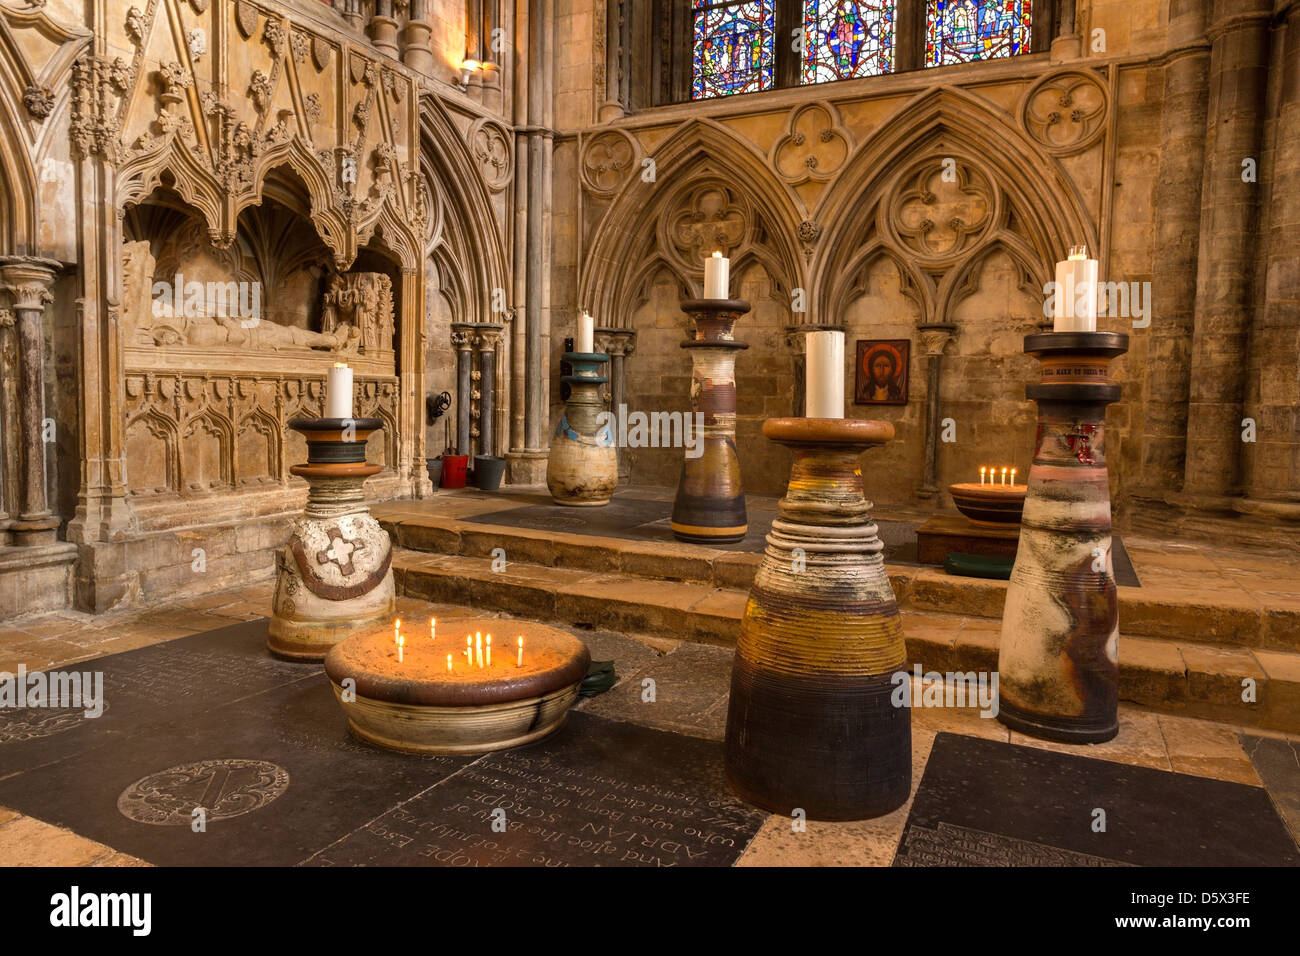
[771,103,851,184]
[889,159,994,262]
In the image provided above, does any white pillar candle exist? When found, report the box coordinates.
[576,311,595,353]
[326,362,354,418]
[805,330,845,419]
[703,251,730,299]
[1053,245,1098,333]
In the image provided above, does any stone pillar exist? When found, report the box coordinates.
[475,324,505,458]
[0,258,61,545]
[67,54,136,611]
[345,0,363,31]
[1135,0,1209,502]
[599,0,626,121]
[451,323,475,456]
[400,0,434,73]
[0,308,20,542]
[368,0,401,60]
[1181,0,1273,510]
[1239,0,1300,519]
[509,0,553,486]
[596,328,636,479]
[916,323,955,500]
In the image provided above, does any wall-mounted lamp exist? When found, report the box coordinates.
[455,59,480,92]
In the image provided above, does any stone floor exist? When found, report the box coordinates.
[1,576,1298,866]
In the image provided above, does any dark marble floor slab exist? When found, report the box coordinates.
[1241,733,1300,847]
[0,670,471,866]
[0,620,312,778]
[893,733,1299,866]
[304,712,767,867]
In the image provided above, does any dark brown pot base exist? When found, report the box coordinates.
[725,659,911,821]
[996,698,1119,744]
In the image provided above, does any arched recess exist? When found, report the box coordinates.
[813,85,1098,324]
[828,240,935,326]
[581,118,806,327]
[418,92,508,323]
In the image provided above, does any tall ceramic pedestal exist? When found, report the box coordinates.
[997,331,1130,743]
[547,351,617,506]
[725,418,911,821]
[268,418,396,661]
[671,299,749,544]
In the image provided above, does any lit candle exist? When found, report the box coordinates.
[466,634,472,663]
[576,311,595,354]
[486,634,492,668]
[703,251,730,299]
[393,618,400,644]
[447,653,452,672]
[1001,467,1008,486]
[517,635,524,668]
[1010,467,1017,486]
[475,631,482,668]
[1053,245,1098,333]
[980,466,986,486]
[430,617,436,642]
[805,330,845,418]
[396,634,404,664]
[326,362,354,418]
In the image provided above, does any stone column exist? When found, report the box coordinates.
[475,324,505,458]
[66,54,136,611]
[599,0,626,121]
[1239,0,1300,519]
[1181,0,1273,509]
[0,258,61,545]
[451,323,475,457]
[1135,0,1209,502]
[0,308,19,543]
[368,0,401,59]
[916,323,955,500]
[510,0,553,485]
[596,328,636,479]
[400,0,434,73]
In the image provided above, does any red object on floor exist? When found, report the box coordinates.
[440,455,468,488]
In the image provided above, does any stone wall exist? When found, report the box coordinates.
[554,0,1300,534]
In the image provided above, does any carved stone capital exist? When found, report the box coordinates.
[450,323,476,351]
[473,323,505,351]
[784,322,844,351]
[916,323,956,357]
[0,258,60,311]
[594,327,637,358]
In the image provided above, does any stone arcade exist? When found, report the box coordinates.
[0,0,1297,875]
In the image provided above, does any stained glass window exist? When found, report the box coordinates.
[925,0,1032,67]
[692,1,775,99]
[802,1,896,84]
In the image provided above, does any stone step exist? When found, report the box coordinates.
[379,512,1300,652]
[394,548,1300,734]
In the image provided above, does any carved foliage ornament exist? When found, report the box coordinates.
[772,102,851,184]
[23,86,54,119]
[1023,70,1109,155]
[580,128,640,197]
[468,118,513,192]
